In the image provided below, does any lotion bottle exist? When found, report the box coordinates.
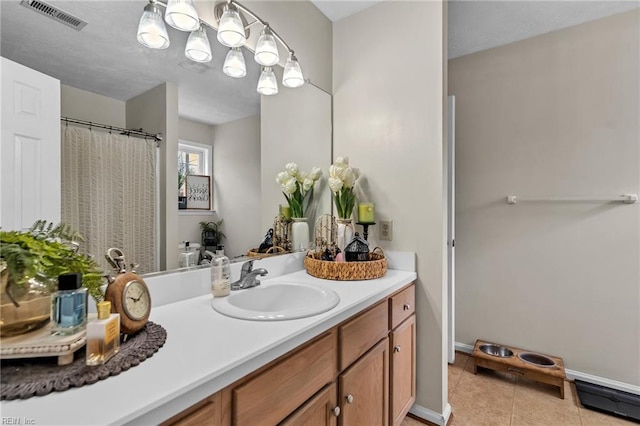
[211,245,230,297]
[86,301,120,366]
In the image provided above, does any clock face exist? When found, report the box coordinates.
[122,280,151,321]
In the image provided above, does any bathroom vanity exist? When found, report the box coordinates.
[0,252,416,425]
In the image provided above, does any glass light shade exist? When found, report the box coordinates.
[137,3,170,49]
[254,27,279,66]
[257,67,278,96]
[282,54,304,88]
[185,26,212,63]
[217,5,246,48]
[223,48,246,78]
[164,0,200,32]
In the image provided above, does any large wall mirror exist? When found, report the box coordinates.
[0,1,332,274]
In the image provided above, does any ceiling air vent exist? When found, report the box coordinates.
[19,0,87,31]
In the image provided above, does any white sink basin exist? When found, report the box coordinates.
[211,282,340,321]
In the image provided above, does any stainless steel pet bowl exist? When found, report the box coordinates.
[479,344,514,358]
[518,352,556,368]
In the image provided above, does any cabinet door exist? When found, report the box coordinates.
[281,383,338,426]
[390,315,416,426]
[162,393,221,426]
[1,57,60,230]
[339,338,389,426]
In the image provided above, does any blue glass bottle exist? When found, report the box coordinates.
[51,273,87,335]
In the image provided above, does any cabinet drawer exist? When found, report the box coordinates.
[389,284,415,330]
[233,331,337,425]
[339,301,388,371]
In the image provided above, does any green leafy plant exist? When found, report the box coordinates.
[199,220,226,247]
[0,220,105,304]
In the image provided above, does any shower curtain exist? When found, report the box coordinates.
[61,125,157,274]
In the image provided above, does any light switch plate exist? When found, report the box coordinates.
[380,220,392,241]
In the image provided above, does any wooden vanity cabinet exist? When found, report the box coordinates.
[163,283,416,426]
[389,285,416,426]
[281,383,338,426]
[338,337,389,425]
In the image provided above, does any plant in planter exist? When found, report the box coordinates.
[0,220,104,336]
[200,220,226,248]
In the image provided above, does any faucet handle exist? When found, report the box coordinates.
[241,260,254,275]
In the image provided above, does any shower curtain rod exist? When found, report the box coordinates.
[61,117,163,144]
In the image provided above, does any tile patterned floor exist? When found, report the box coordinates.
[401,352,637,426]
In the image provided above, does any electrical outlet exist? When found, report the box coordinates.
[380,220,393,241]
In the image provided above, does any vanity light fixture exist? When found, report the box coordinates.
[185,25,212,63]
[137,2,170,49]
[254,26,279,66]
[136,0,304,95]
[164,0,200,32]
[223,47,247,78]
[257,67,278,95]
[282,53,304,88]
[216,3,247,48]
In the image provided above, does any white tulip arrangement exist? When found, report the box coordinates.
[328,157,360,219]
[276,162,323,218]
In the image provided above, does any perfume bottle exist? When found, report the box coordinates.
[86,301,120,366]
[51,273,87,335]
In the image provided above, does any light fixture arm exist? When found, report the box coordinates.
[226,0,295,56]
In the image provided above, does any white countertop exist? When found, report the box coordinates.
[1,253,416,426]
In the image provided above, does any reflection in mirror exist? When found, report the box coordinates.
[0,1,332,273]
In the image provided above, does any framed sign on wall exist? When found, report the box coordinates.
[186,175,211,210]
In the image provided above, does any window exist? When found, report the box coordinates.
[178,140,212,198]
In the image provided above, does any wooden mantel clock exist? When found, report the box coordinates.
[104,248,152,335]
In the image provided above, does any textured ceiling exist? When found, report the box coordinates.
[448,0,640,59]
[311,0,384,22]
[0,1,260,125]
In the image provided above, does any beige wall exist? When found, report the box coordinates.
[214,115,261,259]
[333,0,447,419]
[127,83,180,271]
[261,84,332,236]
[450,10,640,385]
[61,84,126,128]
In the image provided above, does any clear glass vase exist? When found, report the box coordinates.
[0,265,53,337]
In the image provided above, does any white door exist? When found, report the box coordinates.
[1,57,61,230]
[447,96,456,364]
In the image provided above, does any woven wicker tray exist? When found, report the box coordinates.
[304,248,387,281]
[246,246,287,259]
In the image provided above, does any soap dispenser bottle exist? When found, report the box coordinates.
[86,301,120,366]
[179,241,197,268]
[211,245,230,297]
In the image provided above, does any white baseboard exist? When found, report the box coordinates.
[454,341,639,395]
[566,369,640,396]
[409,403,452,426]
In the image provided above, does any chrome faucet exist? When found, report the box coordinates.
[231,260,268,290]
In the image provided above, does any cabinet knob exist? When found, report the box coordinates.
[394,345,402,353]
[332,406,341,417]
[346,394,354,404]
[403,303,411,311]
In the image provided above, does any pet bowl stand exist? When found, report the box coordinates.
[471,339,567,399]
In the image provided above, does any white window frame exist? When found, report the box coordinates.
[178,139,214,213]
